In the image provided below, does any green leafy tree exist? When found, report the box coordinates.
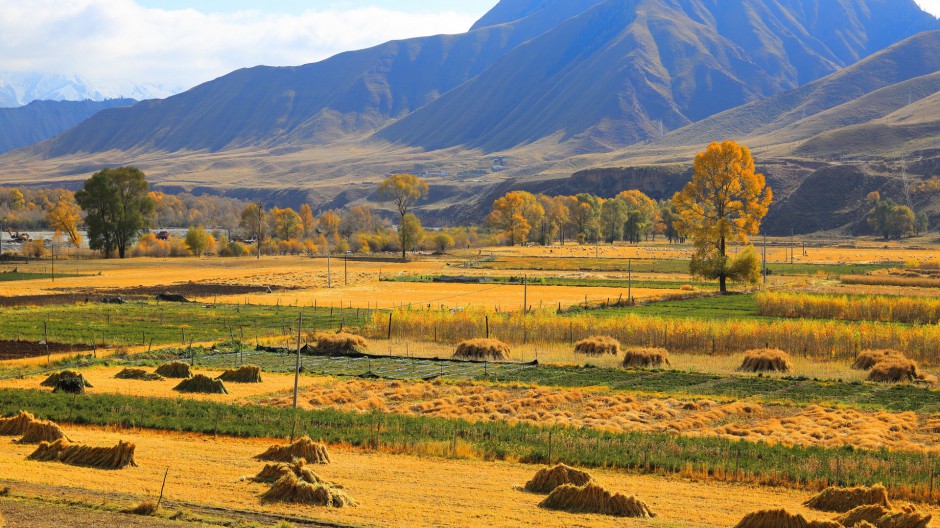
[431,232,455,252]
[867,197,915,239]
[916,211,929,236]
[185,225,215,256]
[399,213,424,254]
[75,167,155,258]
[239,202,266,259]
[600,198,628,243]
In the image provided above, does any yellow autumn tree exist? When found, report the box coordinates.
[673,141,772,292]
[487,191,544,246]
[46,198,83,247]
[377,173,429,259]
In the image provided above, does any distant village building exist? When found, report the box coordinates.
[492,156,506,172]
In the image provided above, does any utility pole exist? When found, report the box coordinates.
[762,233,768,285]
[523,274,528,314]
[627,258,632,305]
[293,312,302,409]
[327,246,332,288]
[344,252,348,286]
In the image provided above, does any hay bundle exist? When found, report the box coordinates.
[524,464,592,493]
[837,504,932,528]
[732,509,842,527]
[739,349,792,373]
[256,436,330,464]
[254,458,323,484]
[17,419,67,444]
[538,482,655,518]
[114,368,163,381]
[154,361,192,378]
[123,500,158,516]
[0,411,36,435]
[853,350,905,370]
[40,371,93,390]
[313,332,368,356]
[573,336,621,356]
[868,358,926,383]
[28,439,137,469]
[805,484,891,513]
[452,338,510,361]
[217,365,262,383]
[173,374,228,394]
[853,522,877,528]
[260,472,356,507]
[621,347,671,368]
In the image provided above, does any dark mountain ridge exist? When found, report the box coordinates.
[0,98,135,155]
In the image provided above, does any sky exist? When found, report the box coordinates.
[0,0,938,92]
[0,0,497,90]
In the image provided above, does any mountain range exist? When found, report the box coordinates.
[0,72,175,108]
[2,0,940,235]
[0,98,136,155]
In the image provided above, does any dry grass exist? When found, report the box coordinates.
[573,336,621,356]
[216,365,263,383]
[841,274,940,288]
[28,439,137,469]
[154,361,192,378]
[16,419,67,444]
[173,374,228,394]
[836,504,933,528]
[312,333,368,356]
[523,464,592,493]
[256,436,330,464]
[114,368,164,381]
[538,482,655,518]
[739,349,792,373]
[122,500,158,516]
[621,347,671,368]
[453,338,510,361]
[853,350,905,370]
[732,509,841,528]
[260,472,356,507]
[804,484,891,513]
[0,410,36,436]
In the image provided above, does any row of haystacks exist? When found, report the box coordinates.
[521,464,655,518]
[248,437,355,508]
[0,410,68,444]
[852,349,937,384]
[28,438,137,470]
[734,483,932,527]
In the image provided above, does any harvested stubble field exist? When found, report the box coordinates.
[261,377,940,453]
[0,423,909,528]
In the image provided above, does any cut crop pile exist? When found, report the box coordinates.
[0,411,36,436]
[523,464,592,493]
[836,504,932,528]
[739,349,792,373]
[16,419,67,444]
[311,332,368,357]
[538,482,654,518]
[732,509,842,527]
[28,439,137,469]
[452,338,510,361]
[621,347,671,368]
[852,350,905,370]
[217,365,262,383]
[173,374,228,394]
[805,484,892,513]
[256,436,330,464]
[114,368,163,381]
[154,361,192,378]
[40,371,93,391]
[573,336,621,356]
[260,472,356,507]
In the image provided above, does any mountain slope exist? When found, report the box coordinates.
[0,98,136,154]
[376,0,940,152]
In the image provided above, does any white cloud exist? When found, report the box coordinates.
[916,0,940,17]
[0,0,481,90]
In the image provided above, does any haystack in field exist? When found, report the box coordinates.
[114,368,163,381]
[805,484,891,513]
[260,472,356,507]
[621,347,671,368]
[837,504,932,528]
[867,357,928,383]
[0,411,36,435]
[41,371,93,391]
[732,509,842,528]
[254,458,323,484]
[312,332,368,356]
[738,349,792,373]
[573,336,621,356]
[173,374,228,394]
[122,500,158,516]
[256,436,330,464]
[217,365,262,383]
[154,361,192,378]
[16,419,67,444]
[538,482,655,518]
[524,464,592,493]
[28,439,137,469]
[853,350,905,370]
[452,338,510,361]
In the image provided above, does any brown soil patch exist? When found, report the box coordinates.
[0,340,93,360]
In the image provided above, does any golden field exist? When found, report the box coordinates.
[0,423,918,528]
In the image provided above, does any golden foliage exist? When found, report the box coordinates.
[46,198,82,247]
[758,291,940,324]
